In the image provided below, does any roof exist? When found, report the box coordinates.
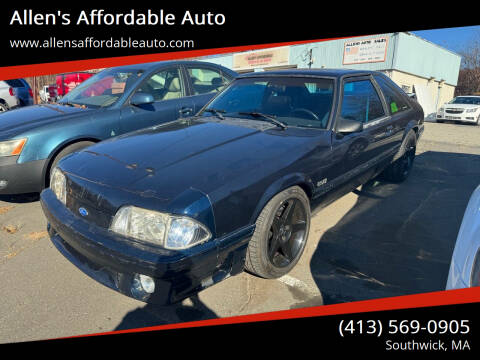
[109,60,232,72]
[238,68,381,78]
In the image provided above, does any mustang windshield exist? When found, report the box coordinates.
[449,97,480,105]
[59,68,143,108]
[202,77,335,129]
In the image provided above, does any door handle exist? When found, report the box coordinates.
[385,125,394,135]
[179,107,193,116]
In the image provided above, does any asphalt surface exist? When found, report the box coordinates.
[1,121,479,343]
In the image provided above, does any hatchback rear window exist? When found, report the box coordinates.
[5,79,25,87]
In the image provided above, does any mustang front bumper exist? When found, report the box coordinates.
[40,189,253,304]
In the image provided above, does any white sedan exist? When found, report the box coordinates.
[446,185,480,289]
[437,96,480,125]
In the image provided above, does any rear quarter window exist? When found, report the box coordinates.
[374,75,410,114]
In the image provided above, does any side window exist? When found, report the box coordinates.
[187,67,230,95]
[374,75,410,114]
[136,68,183,102]
[340,79,385,123]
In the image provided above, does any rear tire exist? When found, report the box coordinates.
[47,141,95,186]
[380,131,416,183]
[245,186,310,279]
[0,102,9,112]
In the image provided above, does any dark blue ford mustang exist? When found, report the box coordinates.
[40,69,424,304]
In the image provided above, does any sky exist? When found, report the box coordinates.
[411,25,480,53]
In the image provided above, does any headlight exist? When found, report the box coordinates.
[0,138,27,157]
[110,206,211,249]
[437,107,444,113]
[50,167,66,205]
[466,108,479,113]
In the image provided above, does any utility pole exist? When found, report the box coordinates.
[308,48,313,68]
[33,76,37,105]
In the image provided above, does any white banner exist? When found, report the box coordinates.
[343,36,388,65]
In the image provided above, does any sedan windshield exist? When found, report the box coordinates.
[59,68,143,108]
[201,76,335,129]
[449,97,480,105]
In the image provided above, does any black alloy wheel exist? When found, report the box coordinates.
[267,198,308,268]
[245,186,310,278]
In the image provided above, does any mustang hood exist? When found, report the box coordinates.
[0,104,93,139]
[59,118,320,201]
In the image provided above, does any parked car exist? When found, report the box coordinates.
[446,185,480,289]
[0,60,236,195]
[40,69,424,304]
[47,84,58,102]
[436,96,480,125]
[39,85,50,103]
[0,78,34,112]
[56,72,95,99]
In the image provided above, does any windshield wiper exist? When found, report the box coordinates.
[59,101,75,107]
[203,108,225,120]
[238,112,287,130]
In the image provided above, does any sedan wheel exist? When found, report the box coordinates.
[245,186,310,278]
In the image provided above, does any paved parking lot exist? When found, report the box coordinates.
[1,121,479,343]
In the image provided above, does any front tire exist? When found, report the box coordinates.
[245,186,310,279]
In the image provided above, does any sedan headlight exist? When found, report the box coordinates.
[50,167,66,205]
[110,206,211,249]
[0,138,27,157]
[466,108,479,113]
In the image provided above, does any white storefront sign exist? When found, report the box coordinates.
[343,36,388,65]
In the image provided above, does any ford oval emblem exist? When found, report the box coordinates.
[78,207,89,217]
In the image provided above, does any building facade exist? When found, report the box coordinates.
[203,32,462,119]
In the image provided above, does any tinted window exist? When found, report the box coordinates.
[5,79,25,87]
[187,67,230,95]
[374,75,410,114]
[340,80,385,123]
[136,68,183,102]
[203,77,334,129]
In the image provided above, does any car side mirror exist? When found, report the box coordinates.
[336,117,363,135]
[130,92,154,106]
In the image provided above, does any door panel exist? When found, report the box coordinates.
[119,67,194,134]
[332,77,398,185]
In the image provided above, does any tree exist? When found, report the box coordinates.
[455,31,480,96]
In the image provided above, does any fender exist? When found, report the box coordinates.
[40,135,101,187]
[168,187,217,239]
[392,121,418,162]
[249,172,315,225]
